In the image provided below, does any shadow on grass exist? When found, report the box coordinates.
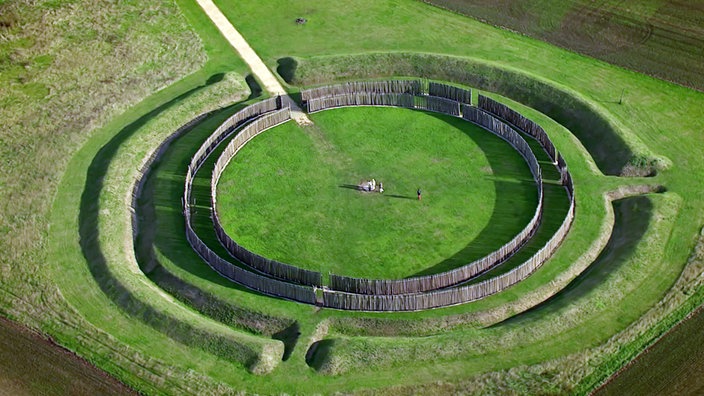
[338,184,417,199]
[462,182,570,284]
[305,339,336,371]
[78,75,264,369]
[386,194,416,200]
[244,74,262,99]
[132,100,303,355]
[276,57,298,84]
[272,322,301,361]
[411,112,543,277]
[338,184,361,190]
[491,195,654,328]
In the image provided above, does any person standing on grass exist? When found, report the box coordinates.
[417,188,422,201]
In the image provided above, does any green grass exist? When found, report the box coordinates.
[307,193,679,380]
[217,106,536,278]
[3,0,704,394]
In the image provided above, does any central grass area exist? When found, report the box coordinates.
[216,107,537,278]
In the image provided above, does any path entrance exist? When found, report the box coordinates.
[196,0,312,125]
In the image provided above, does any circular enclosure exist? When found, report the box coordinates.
[184,80,573,310]
[216,106,538,279]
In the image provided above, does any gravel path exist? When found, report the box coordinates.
[196,0,312,125]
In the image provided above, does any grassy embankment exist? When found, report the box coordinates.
[6,0,702,393]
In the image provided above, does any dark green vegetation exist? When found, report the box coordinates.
[425,0,704,91]
[217,107,536,278]
[2,0,704,393]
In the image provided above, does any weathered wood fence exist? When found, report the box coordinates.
[185,218,317,303]
[429,81,472,104]
[182,100,318,303]
[177,79,576,311]
[301,79,422,102]
[478,95,558,162]
[305,79,471,116]
[189,97,280,173]
[210,109,323,287]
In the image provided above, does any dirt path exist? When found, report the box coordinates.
[196,0,312,125]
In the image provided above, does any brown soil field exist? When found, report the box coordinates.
[593,306,704,396]
[0,318,136,396]
[424,0,704,91]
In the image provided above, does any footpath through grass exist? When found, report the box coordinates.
[217,106,536,278]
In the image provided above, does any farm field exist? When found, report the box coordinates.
[595,305,704,396]
[0,318,136,395]
[217,107,537,278]
[1,0,704,394]
[425,0,704,91]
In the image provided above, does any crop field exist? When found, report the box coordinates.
[0,317,136,395]
[425,0,704,91]
[1,0,704,394]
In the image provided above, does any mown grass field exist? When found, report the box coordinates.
[217,107,536,278]
[2,0,704,394]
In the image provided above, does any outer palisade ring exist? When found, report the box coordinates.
[182,79,574,311]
